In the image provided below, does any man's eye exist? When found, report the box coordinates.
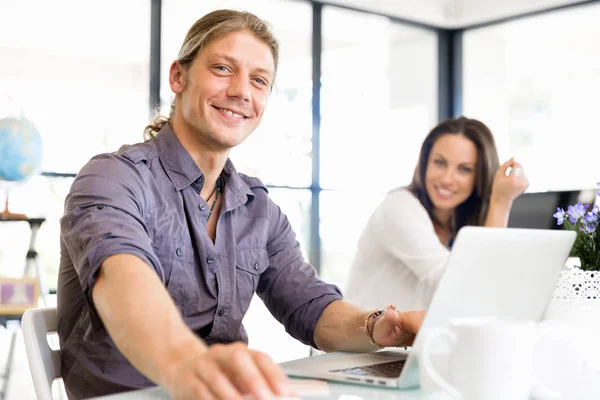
[253,77,267,86]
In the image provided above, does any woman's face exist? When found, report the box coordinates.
[425,134,478,216]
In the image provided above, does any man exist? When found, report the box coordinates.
[58,9,425,400]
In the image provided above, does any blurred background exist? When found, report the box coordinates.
[0,0,599,398]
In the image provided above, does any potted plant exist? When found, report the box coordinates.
[544,200,600,335]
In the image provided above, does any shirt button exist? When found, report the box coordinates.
[199,204,207,211]
[206,256,214,264]
[254,262,260,271]
[176,248,183,257]
[218,309,225,317]
[96,204,105,210]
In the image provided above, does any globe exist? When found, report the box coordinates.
[0,117,43,182]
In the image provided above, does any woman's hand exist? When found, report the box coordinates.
[490,158,530,207]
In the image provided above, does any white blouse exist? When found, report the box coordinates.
[344,188,450,312]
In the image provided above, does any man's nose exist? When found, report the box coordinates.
[227,74,252,102]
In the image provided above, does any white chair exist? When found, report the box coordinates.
[21,307,61,400]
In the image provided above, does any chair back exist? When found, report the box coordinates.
[22,307,61,400]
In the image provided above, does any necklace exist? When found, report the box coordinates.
[204,176,221,222]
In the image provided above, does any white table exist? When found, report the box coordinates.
[92,380,450,400]
[91,373,600,400]
[89,346,600,400]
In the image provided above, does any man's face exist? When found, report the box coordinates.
[169,30,274,150]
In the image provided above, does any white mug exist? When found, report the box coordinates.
[420,317,581,400]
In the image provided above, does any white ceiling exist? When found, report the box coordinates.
[313,0,591,28]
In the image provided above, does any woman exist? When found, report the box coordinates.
[344,116,529,311]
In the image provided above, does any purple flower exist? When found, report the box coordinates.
[585,208,599,225]
[567,203,589,223]
[581,222,597,234]
[555,194,600,270]
[553,207,566,225]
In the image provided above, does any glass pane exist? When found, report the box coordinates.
[161,1,313,186]
[267,188,311,260]
[320,7,438,191]
[0,176,74,292]
[463,3,600,192]
[319,190,386,291]
[0,0,151,174]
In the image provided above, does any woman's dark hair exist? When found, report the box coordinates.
[408,116,500,236]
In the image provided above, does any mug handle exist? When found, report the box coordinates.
[421,327,462,399]
[530,320,586,400]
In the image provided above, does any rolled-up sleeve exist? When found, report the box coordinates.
[257,199,342,348]
[60,154,163,319]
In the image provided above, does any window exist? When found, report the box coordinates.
[0,0,151,173]
[0,0,150,292]
[320,7,438,192]
[319,191,386,288]
[318,7,438,286]
[0,176,74,291]
[268,188,312,259]
[463,3,600,192]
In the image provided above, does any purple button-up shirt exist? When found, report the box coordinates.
[57,124,342,399]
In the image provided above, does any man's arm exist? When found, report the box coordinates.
[313,300,375,353]
[92,253,204,389]
[314,300,425,353]
[259,195,423,352]
[93,254,292,400]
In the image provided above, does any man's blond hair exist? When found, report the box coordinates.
[144,9,279,139]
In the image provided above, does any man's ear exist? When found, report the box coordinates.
[169,61,186,94]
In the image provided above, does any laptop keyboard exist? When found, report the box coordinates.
[329,359,406,378]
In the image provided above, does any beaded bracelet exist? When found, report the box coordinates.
[359,304,398,348]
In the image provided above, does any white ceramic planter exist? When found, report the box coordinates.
[543,258,600,376]
[551,258,600,300]
[544,258,600,330]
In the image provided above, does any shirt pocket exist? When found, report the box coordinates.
[152,236,200,316]
[235,248,269,315]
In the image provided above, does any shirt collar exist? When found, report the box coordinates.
[222,159,254,198]
[153,123,261,208]
[153,123,202,191]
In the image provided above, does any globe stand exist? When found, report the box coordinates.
[0,191,27,220]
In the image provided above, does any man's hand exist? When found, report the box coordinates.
[165,342,295,400]
[94,255,296,400]
[371,310,426,348]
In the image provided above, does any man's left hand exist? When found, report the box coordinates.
[371,309,426,348]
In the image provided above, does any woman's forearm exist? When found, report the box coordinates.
[484,199,512,228]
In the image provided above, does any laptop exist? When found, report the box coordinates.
[280,227,576,389]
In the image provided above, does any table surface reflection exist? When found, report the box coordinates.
[92,379,451,400]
